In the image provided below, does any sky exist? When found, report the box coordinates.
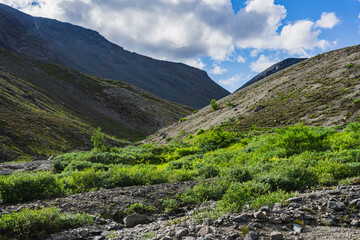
[1,0,359,92]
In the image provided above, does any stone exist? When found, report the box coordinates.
[329,189,341,195]
[123,214,148,228]
[161,237,172,240]
[233,214,248,223]
[244,231,259,240]
[198,226,213,237]
[350,199,360,206]
[327,201,346,211]
[281,226,291,231]
[176,228,189,239]
[280,213,291,223]
[273,203,283,209]
[204,234,220,240]
[285,197,302,203]
[254,211,265,219]
[350,219,360,227]
[203,218,214,226]
[292,223,303,233]
[270,231,283,240]
[184,237,196,240]
[269,217,282,224]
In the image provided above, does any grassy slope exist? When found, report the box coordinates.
[0,49,193,162]
[148,45,360,143]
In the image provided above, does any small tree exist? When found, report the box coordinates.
[91,127,107,152]
[210,99,219,110]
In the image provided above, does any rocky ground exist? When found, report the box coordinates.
[0,159,53,175]
[2,171,360,239]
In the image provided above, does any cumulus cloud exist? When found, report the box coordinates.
[185,58,206,69]
[315,12,340,29]
[250,54,278,72]
[0,0,339,64]
[237,56,246,63]
[219,74,244,90]
[210,64,227,74]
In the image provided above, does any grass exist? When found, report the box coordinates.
[2,123,360,214]
[0,207,94,239]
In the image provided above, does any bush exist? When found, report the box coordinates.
[210,99,219,110]
[226,100,235,108]
[91,127,107,152]
[126,203,155,215]
[0,171,64,204]
[0,207,94,239]
[217,181,270,213]
[194,129,236,151]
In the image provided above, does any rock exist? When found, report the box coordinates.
[350,219,360,227]
[269,217,282,224]
[329,189,341,195]
[162,237,173,240]
[203,218,214,226]
[254,211,265,219]
[281,226,291,231]
[349,198,360,206]
[233,214,248,223]
[270,231,283,240]
[280,213,291,223]
[273,203,283,209]
[184,237,196,240]
[198,226,213,237]
[292,223,303,233]
[123,214,148,228]
[260,206,270,212]
[204,233,220,240]
[244,231,259,240]
[327,201,346,211]
[176,228,189,239]
[285,197,302,203]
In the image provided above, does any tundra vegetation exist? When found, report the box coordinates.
[1,122,360,238]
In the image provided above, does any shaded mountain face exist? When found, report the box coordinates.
[0,49,193,162]
[0,3,229,109]
[236,58,307,91]
[148,45,360,143]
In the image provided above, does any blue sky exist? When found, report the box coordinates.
[1,0,359,92]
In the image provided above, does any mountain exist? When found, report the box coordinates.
[0,3,229,109]
[0,49,193,162]
[236,58,307,91]
[148,45,360,143]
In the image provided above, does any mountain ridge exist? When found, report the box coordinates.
[0,3,229,108]
[236,58,307,91]
[0,48,193,162]
[148,44,360,143]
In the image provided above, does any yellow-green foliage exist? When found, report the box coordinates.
[0,207,94,239]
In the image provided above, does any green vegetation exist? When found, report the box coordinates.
[210,99,219,110]
[179,118,187,122]
[2,122,360,224]
[226,100,235,108]
[0,207,94,239]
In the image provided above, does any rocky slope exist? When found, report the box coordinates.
[0,49,193,162]
[1,165,359,240]
[0,3,229,108]
[236,58,307,91]
[148,45,360,143]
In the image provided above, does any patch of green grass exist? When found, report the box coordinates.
[210,99,219,110]
[0,207,94,240]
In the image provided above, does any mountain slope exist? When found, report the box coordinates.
[0,3,229,108]
[0,49,193,162]
[148,45,360,143]
[236,58,307,91]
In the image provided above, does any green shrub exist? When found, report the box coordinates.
[0,207,94,239]
[161,198,180,212]
[248,190,294,210]
[126,203,155,215]
[210,99,219,110]
[226,100,235,108]
[0,171,64,204]
[181,178,227,204]
[194,129,236,151]
[91,127,107,152]
[179,118,187,122]
[217,181,270,213]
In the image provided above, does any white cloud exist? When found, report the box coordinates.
[219,74,244,89]
[250,54,277,72]
[237,56,246,63]
[185,58,206,69]
[0,0,337,64]
[315,12,340,29]
[210,64,227,74]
